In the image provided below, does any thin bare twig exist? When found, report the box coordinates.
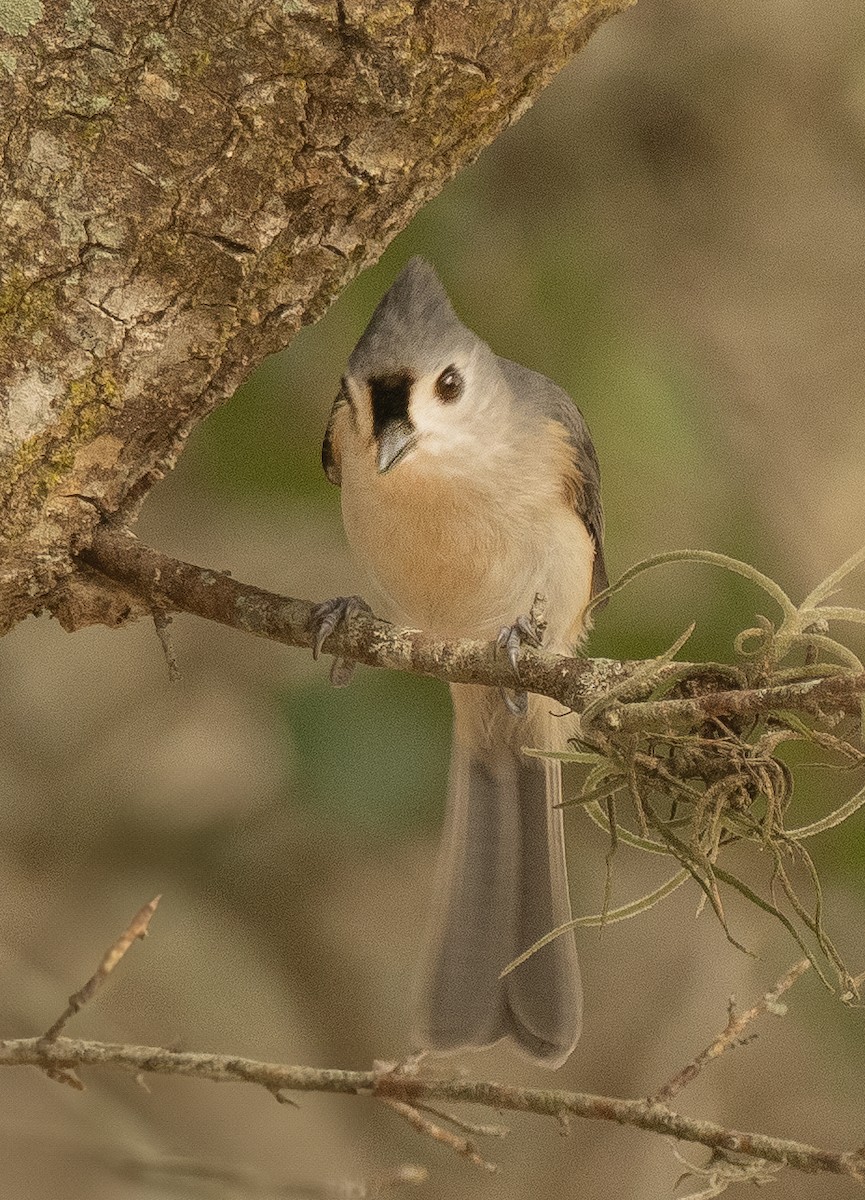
[652,959,811,1104]
[378,1097,498,1173]
[152,611,180,682]
[42,895,161,1042]
[412,1102,509,1139]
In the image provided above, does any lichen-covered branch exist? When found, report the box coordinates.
[601,675,865,734]
[0,1034,862,1183]
[0,0,632,637]
[79,526,865,729]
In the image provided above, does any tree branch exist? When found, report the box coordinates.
[78,526,865,728]
[1,1035,862,1183]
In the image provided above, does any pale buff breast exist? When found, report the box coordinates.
[338,426,596,648]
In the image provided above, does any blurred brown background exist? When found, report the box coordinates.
[3,1,865,1196]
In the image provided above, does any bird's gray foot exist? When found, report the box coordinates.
[310,595,371,687]
[496,612,544,675]
[496,605,546,716]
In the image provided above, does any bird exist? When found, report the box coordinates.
[317,257,607,1067]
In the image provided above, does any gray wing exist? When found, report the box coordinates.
[498,358,608,599]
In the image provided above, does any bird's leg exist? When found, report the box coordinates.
[495,594,547,716]
[310,595,371,687]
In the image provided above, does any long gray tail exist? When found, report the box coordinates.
[416,685,582,1067]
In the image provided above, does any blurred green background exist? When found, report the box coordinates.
[3,2,865,1197]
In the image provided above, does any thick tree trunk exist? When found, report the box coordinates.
[0,0,631,634]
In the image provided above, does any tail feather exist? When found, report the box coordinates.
[504,756,581,1063]
[416,686,582,1067]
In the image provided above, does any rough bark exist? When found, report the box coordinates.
[0,0,632,635]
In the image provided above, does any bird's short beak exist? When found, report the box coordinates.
[376,420,418,474]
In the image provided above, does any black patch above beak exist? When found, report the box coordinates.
[370,372,413,434]
[369,372,417,473]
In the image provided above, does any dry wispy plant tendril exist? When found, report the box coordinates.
[510,547,865,997]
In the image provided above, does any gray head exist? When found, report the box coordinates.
[348,257,478,380]
[344,258,504,474]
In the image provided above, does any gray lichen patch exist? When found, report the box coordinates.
[64,0,95,37]
[101,275,174,324]
[4,368,62,444]
[26,130,70,174]
[0,0,43,37]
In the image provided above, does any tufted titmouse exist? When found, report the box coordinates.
[319,258,607,1067]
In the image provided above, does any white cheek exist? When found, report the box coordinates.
[410,379,485,459]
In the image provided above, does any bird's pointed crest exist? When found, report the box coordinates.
[348,257,477,380]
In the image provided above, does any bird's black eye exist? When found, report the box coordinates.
[434,365,463,404]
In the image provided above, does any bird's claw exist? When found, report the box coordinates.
[495,605,546,717]
[310,595,371,688]
[500,686,528,717]
[495,612,544,678]
[311,594,370,659]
